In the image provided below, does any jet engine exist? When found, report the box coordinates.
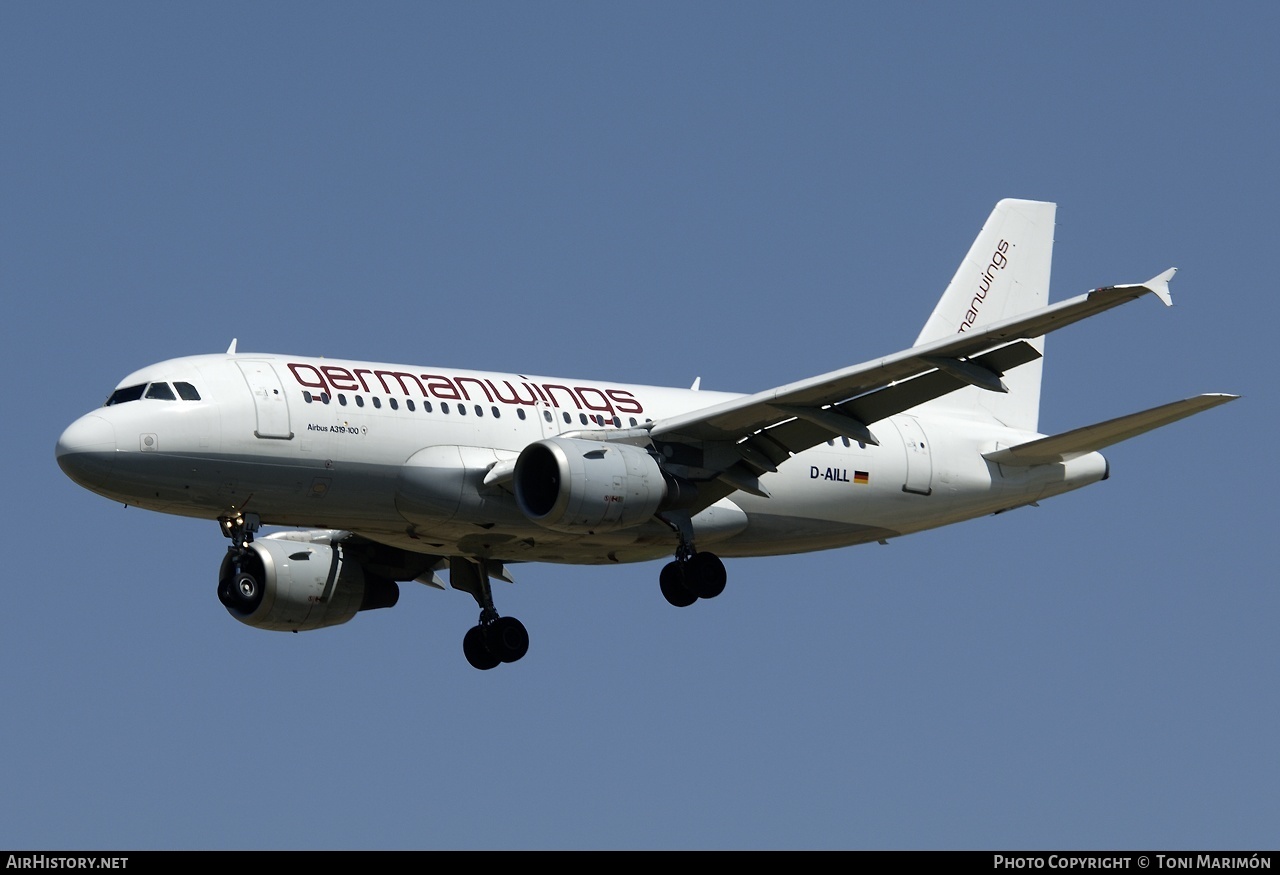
[217,533,399,632]
[513,437,692,533]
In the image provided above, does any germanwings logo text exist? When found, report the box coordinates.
[286,362,645,417]
[957,239,1010,332]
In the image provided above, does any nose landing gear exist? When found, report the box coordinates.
[216,511,262,614]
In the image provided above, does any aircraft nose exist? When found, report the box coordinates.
[56,414,118,489]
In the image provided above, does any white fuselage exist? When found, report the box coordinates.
[56,352,1108,565]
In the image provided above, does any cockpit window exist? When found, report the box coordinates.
[105,381,202,405]
[106,384,146,406]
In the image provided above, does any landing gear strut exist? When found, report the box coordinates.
[216,511,262,614]
[658,513,727,607]
[452,558,529,671]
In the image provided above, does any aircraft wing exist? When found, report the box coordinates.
[494,269,1182,506]
[648,270,1177,459]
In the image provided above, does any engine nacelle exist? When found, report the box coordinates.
[514,437,679,533]
[217,534,399,632]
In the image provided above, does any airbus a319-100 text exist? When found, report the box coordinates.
[55,199,1237,669]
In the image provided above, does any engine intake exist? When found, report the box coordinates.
[217,535,398,632]
[514,437,682,533]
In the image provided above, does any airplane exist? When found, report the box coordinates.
[55,199,1238,670]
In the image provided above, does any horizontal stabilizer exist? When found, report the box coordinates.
[983,394,1238,466]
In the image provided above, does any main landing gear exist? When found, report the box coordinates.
[452,558,529,671]
[659,546,727,607]
[216,511,262,615]
[657,511,726,607]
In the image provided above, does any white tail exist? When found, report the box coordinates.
[913,199,1056,432]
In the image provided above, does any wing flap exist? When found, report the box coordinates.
[983,394,1239,466]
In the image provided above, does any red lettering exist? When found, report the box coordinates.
[606,389,643,414]
[542,384,580,409]
[422,374,461,400]
[574,386,614,415]
[375,370,427,396]
[488,379,537,405]
[321,365,360,391]
[455,376,495,403]
[284,361,647,414]
[288,362,326,391]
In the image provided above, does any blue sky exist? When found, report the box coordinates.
[3,2,1275,850]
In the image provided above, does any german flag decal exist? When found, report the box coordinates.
[854,471,870,485]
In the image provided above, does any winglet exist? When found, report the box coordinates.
[1110,268,1176,307]
[1146,267,1176,307]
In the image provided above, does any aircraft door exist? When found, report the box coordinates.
[535,400,562,438]
[236,360,294,440]
[892,415,933,495]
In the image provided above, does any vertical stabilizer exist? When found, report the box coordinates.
[913,199,1056,432]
